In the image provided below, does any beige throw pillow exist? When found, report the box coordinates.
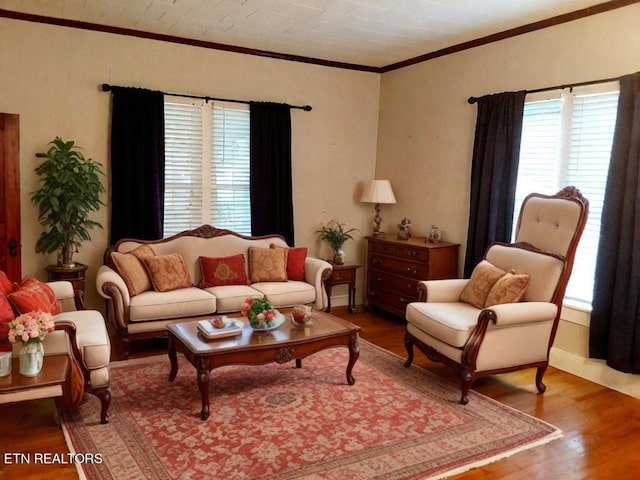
[485,271,530,307]
[248,247,287,283]
[143,253,192,292]
[111,244,156,296]
[459,260,506,308]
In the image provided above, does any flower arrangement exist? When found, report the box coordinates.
[316,219,358,251]
[8,311,55,345]
[241,297,276,329]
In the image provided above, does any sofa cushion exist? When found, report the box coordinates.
[251,281,315,308]
[128,287,216,322]
[8,275,62,315]
[199,254,249,287]
[459,261,506,309]
[143,253,192,292]
[203,285,264,314]
[248,247,287,283]
[0,271,14,295]
[111,244,155,296]
[271,245,307,281]
[485,271,530,307]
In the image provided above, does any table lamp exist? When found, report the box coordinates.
[360,179,396,237]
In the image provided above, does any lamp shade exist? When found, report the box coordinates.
[360,179,396,204]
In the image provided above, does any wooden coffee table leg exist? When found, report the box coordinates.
[196,358,210,420]
[346,333,360,385]
[168,335,178,382]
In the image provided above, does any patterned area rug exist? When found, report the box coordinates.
[62,341,561,480]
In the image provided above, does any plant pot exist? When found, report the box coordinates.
[57,245,75,268]
[333,249,345,265]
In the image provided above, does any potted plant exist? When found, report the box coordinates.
[31,137,105,267]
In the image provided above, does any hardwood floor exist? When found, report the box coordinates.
[1,306,639,479]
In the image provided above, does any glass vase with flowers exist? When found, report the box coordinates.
[8,311,55,376]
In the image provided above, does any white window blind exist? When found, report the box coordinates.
[514,85,619,308]
[164,99,250,237]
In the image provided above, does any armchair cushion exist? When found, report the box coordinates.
[406,302,481,347]
[459,261,506,308]
[8,276,61,315]
[0,271,13,295]
[143,253,192,292]
[485,272,530,307]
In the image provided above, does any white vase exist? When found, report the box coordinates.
[333,249,345,265]
[0,351,11,377]
[19,342,44,377]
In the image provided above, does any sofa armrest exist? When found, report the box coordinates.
[96,265,130,332]
[304,257,333,310]
[47,281,78,312]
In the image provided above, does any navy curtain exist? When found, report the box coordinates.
[249,102,294,245]
[109,88,165,243]
[464,91,526,277]
[590,72,640,373]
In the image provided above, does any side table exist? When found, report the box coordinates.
[0,354,69,406]
[46,263,88,310]
[324,263,361,314]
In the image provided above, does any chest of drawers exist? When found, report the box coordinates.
[365,236,459,317]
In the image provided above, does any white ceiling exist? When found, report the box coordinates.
[0,0,610,68]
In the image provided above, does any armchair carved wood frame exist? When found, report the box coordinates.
[404,187,589,404]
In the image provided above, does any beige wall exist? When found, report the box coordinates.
[0,18,380,310]
[376,4,640,396]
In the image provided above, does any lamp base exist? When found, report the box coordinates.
[371,231,386,238]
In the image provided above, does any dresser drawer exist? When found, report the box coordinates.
[369,240,431,262]
[369,254,429,279]
[367,287,417,315]
[369,270,420,296]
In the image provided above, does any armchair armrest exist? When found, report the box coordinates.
[304,257,333,310]
[418,279,468,302]
[96,265,131,332]
[484,302,558,327]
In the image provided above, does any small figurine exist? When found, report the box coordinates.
[397,217,412,240]
[428,225,442,244]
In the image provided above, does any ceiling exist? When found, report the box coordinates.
[0,0,616,69]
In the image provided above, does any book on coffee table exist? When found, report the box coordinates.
[197,317,243,340]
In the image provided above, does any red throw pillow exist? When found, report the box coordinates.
[271,245,307,281]
[0,271,14,296]
[8,275,62,315]
[0,294,13,352]
[199,254,249,287]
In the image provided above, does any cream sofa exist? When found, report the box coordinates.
[96,226,333,358]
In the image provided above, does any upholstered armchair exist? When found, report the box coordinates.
[404,187,588,404]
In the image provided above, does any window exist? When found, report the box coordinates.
[164,98,250,237]
[513,83,619,309]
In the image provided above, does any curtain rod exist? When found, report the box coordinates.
[467,75,621,104]
[101,83,312,111]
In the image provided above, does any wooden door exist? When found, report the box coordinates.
[0,113,21,281]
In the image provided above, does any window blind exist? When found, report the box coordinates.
[514,87,619,308]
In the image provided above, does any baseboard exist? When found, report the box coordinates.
[549,347,640,399]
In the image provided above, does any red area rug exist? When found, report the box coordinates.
[62,341,560,479]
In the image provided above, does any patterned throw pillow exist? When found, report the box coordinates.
[111,244,156,296]
[248,247,287,283]
[8,275,62,315]
[459,260,506,309]
[485,271,530,307]
[270,245,307,281]
[0,294,14,352]
[143,253,192,292]
[0,271,14,296]
[199,254,249,287]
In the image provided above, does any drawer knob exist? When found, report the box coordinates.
[407,250,416,257]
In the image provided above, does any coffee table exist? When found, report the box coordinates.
[167,310,361,420]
